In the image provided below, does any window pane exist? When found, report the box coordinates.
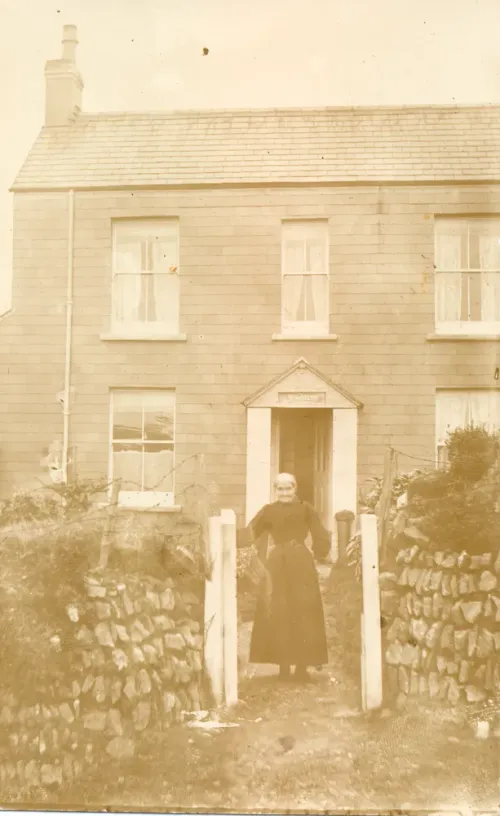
[477,227,500,270]
[468,273,482,321]
[468,391,500,433]
[113,444,143,490]
[436,392,468,443]
[144,444,174,492]
[283,274,304,322]
[283,274,328,324]
[112,408,142,440]
[137,273,155,322]
[113,270,179,328]
[148,273,180,327]
[152,237,179,273]
[144,406,174,441]
[306,240,326,273]
[481,273,500,321]
[113,274,142,324]
[435,231,464,271]
[284,240,305,275]
[309,274,328,322]
[436,272,462,322]
[114,239,142,274]
[113,390,144,410]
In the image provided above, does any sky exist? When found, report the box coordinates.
[0,0,499,311]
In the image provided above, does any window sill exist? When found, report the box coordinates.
[427,333,500,342]
[271,333,339,342]
[97,502,182,514]
[100,332,187,342]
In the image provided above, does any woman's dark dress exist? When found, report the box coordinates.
[248,499,331,667]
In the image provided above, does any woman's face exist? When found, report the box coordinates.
[275,480,296,503]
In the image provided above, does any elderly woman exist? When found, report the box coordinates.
[246,472,331,683]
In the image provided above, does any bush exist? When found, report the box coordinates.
[360,469,427,513]
[0,516,103,699]
[396,426,500,554]
[414,482,500,554]
[0,478,109,528]
[0,479,208,702]
[447,424,499,483]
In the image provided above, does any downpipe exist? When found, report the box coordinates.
[61,189,75,483]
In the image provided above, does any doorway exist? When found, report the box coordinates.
[271,408,332,525]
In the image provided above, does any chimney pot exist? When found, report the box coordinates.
[62,24,78,61]
[44,24,83,126]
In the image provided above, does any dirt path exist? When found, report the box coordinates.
[55,565,499,812]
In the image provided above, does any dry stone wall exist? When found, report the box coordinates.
[0,568,204,793]
[381,542,500,708]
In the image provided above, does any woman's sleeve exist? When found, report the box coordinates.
[248,504,272,541]
[247,504,272,566]
[306,502,331,559]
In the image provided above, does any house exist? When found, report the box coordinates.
[2,24,500,530]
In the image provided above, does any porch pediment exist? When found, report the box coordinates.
[243,358,363,410]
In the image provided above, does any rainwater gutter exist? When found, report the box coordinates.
[61,189,75,483]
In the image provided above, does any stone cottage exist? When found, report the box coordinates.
[2,25,500,530]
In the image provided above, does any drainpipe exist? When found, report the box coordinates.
[61,189,75,483]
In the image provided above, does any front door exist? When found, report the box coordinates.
[271,408,332,524]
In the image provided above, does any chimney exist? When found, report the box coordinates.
[44,25,84,126]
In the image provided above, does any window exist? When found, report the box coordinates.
[281,221,329,336]
[434,217,500,335]
[110,389,176,508]
[435,389,500,464]
[112,219,180,336]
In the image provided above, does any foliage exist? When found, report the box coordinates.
[396,426,500,555]
[351,426,500,574]
[359,469,427,514]
[346,533,362,581]
[0,477,109,528]
[0,477,207,702]
[446,424,499,484]
[408,478,500,554]
[0,516,103,698]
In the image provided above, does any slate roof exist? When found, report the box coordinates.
[11,104,500,191]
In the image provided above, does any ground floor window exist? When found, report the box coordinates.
[110,389,175,507]
[435,389,500,466]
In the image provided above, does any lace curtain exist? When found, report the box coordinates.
[113,231,179,330]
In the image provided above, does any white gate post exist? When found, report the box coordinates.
[204,514,224,706]
[360,513,383,711]
[221,508,238,706]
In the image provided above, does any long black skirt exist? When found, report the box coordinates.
[249,540,328,667]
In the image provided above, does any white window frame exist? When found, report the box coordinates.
[281,220,330,336]
[111,219,180,337]
[109,389,176,509]
[435,388,500,465]
[434,216,500,337]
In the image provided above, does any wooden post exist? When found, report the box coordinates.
[360,513,383,711]
[221,509,238,706]
[204,514,224,706]
[97,479,120,570]
[360,613,367,711]
[377,447,396,563]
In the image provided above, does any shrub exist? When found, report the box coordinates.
[0,478,110,528]
[0,516,103,699]
[447,424,499,483]
[398,426,500,554]
[415,483,500,554]
[0,478,207,702]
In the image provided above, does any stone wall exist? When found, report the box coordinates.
[0,568,204,793]
[381,542,500,707]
